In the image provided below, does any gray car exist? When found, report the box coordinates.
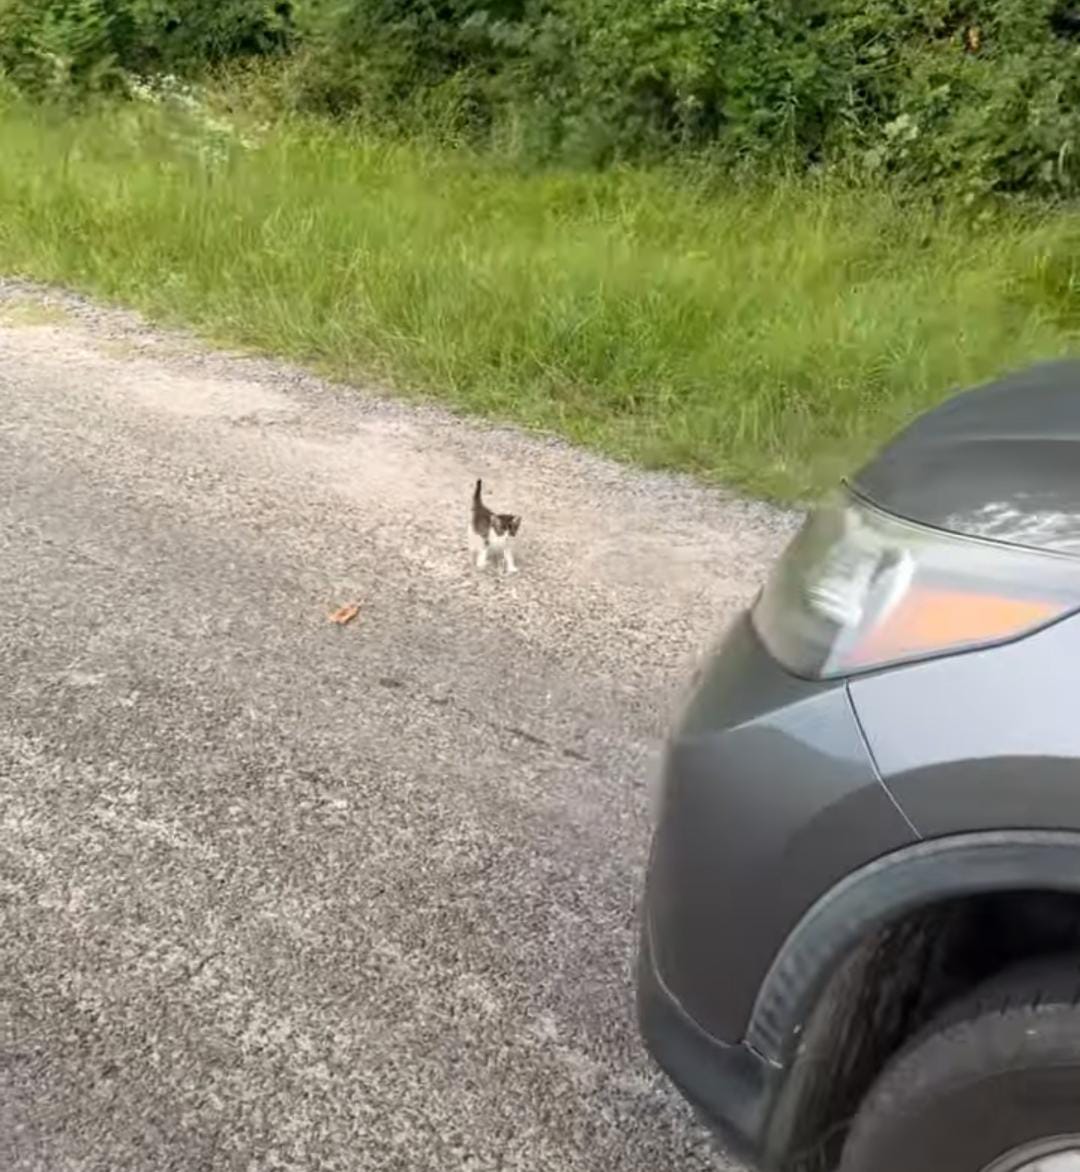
[638,361,1080,1172]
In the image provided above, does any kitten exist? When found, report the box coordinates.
[469,479,521,574]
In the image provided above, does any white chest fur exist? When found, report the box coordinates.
[468,524,518,573]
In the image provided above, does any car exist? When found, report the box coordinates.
[638,360,1080,1172]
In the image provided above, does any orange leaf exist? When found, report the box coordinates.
[329,602,360,626]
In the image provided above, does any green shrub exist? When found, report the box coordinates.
[289,0,1080,196]
[0,0,291,98]
[2,0,1080,197]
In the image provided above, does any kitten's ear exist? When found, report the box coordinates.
[509,516,522,536]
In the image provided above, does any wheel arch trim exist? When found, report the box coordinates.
[748,830,1080,1063]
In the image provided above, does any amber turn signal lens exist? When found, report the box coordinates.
[841,587,1062,670]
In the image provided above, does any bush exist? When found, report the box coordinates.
[0,0,291,98]
[2,0,1080,199]
[290,0,1080,196]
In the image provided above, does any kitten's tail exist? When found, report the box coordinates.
[473,478,483,504]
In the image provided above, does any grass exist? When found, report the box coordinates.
[1,97,1079,500]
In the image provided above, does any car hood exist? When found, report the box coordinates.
[851,360,1080,556]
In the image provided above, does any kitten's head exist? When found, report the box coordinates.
[493,513,522,538]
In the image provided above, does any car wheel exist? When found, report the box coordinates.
[837,957,1080,1172]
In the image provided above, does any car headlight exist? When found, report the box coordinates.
[752,488,1080,679]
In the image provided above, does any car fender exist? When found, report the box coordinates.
[849,611,1080,837]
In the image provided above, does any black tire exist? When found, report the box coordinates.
[838,956,1080,1172]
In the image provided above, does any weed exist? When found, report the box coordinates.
[0,101,1076,499]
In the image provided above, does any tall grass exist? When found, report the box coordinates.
[1,99,1078,499]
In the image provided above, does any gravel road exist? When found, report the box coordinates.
[0,282,795,1172]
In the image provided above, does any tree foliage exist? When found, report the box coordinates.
[3,0,1080,198]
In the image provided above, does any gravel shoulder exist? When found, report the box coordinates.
[0,282,795,1172]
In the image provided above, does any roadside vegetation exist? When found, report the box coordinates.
[0,1,1078,500]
